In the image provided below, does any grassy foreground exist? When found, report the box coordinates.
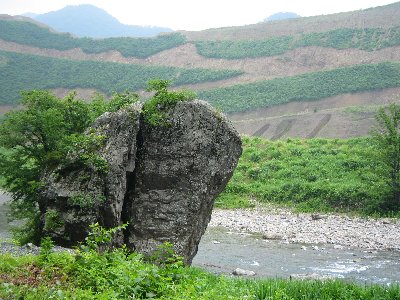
[0,246,399,300]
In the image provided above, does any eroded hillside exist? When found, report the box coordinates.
[1,2,400,138]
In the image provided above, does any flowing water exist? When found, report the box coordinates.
[1,192,399,285]
[193,227,400,285]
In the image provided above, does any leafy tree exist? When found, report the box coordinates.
[0,90,138,243]
[372,103,400,210]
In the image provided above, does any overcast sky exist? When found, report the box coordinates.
[0,0,398,31]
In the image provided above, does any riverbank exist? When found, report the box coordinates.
[209,206,400,251]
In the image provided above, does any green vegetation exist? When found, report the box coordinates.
[0,19,186,58]
[199,62,400,113]
[372,103,400,210]
[195,36,293,59]
[0,90,138,244]
[0,50,242,105]
[2,19,400,61]
[43,209,64,232]
[0,223,398,299]
[217,136,391,214]
[142,79,196,126]
[195,26,400,59]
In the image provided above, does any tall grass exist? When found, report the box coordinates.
[217,136,389,214]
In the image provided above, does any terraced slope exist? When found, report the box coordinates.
[1,2,400,138]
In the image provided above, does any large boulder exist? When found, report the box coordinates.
[127,100,242,264]
[39,99,242,264]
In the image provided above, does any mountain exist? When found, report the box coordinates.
[264,12,301,22]
[22,13,38,19]
[1,2,400,139]
[32,4,172,38]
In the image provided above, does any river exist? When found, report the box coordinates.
[1,192,399,285]
[192,226,400,285]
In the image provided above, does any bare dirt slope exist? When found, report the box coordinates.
[231,88,400,139]
[181,2,400,41]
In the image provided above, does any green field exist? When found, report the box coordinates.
[217,136,389,214]
[0,19,186,58]
[0,50,243,105]
[199,62,400,113]
[195,26,400,59]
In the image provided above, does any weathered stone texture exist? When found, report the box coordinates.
[40,100,241,264]
[128,100,242,264]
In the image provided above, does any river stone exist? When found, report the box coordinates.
[39,103,141,246]
[232,268,256,276]
[126,100,242,264]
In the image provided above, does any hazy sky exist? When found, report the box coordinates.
[0,0,398,31]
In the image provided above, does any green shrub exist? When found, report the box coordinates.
[142,79,196,126]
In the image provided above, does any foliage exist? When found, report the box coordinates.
[195,36,293,59]
[0,242,400,299]
[142,79,196,126]
[0,50,242,105]
[195,26,400,59]
[0,19,187,58]
[38,236,55,265]
[372,103,400,210]
[0,90,138,244]
[79,222,128,253]
[217,136,389,214]
[147,242,184,268]
[0,223,399,298]
[199,62,400,113]
[61,132,108,173]
[43,209,64,232]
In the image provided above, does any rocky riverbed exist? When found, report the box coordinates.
[209,207,400,251]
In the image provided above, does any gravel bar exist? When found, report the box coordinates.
[209,207,400,250]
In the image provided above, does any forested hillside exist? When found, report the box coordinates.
[0,19,186,58]
[1,2,400,137]
[0,50,242,105]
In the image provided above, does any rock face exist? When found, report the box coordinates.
[39,100,242,264]
[40,104,141,246]
[127,100,242,264]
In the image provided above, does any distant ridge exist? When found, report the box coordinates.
[264,12,301,22]
[32,4,173,38]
